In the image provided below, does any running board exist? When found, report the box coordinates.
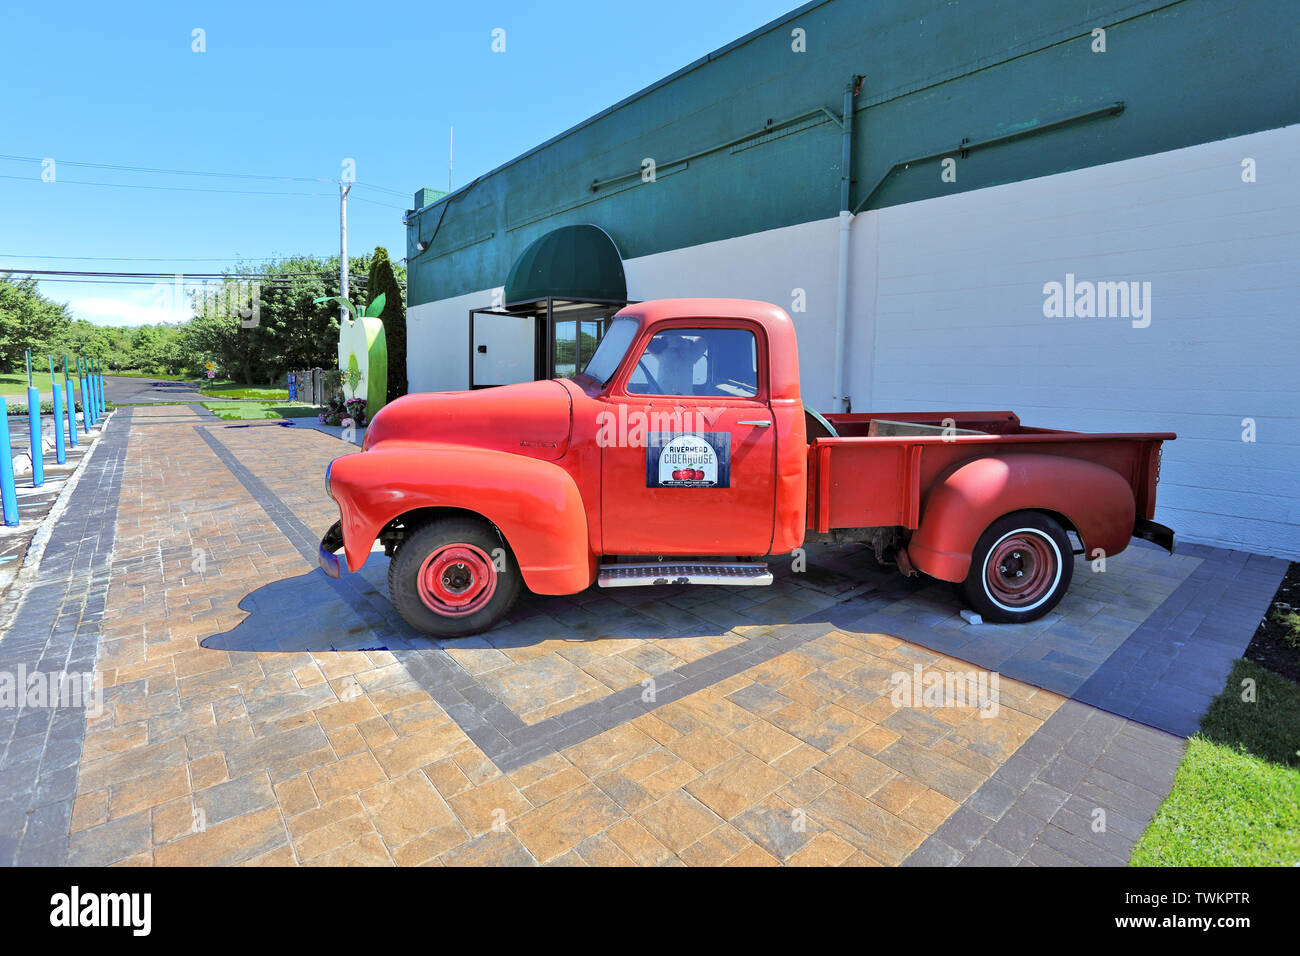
[598,562,773,588]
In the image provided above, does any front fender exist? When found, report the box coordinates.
[328,444,595,594]
[908,454,1136,582]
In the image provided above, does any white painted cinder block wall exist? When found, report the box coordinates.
[407,287,499,393]
[406,124,1299,557]
[856,124,1300,558]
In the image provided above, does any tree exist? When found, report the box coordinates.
[1,253,401,385]
[366,246,408,401]
[180,254,377,384]
[182,302,262,383]
[0,276,73,372]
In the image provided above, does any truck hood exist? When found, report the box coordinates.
[362,379,572,461]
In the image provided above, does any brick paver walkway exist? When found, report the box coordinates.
[0,405,1287,865]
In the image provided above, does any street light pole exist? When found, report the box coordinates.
[339,180,353,324]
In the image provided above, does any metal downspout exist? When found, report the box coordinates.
[833,76,862,413]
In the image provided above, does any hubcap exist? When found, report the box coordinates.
[416,543,497,617]
[985,533,1057,609]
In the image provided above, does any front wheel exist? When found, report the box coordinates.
[388,517,521,637]
[960,511,1073,623]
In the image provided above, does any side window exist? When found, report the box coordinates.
[626,327,759,397]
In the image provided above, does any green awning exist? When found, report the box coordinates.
[504,224,626,306]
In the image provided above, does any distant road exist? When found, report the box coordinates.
[104,376,216,405]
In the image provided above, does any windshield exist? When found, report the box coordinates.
[580,316,638,384]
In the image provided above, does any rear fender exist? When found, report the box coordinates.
[907,454,1136,582]
[328,445,595,594]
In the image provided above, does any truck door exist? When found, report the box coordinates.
[599,322,776,556]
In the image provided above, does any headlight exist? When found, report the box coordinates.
[325,460,335,501]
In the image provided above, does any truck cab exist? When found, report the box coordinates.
[573,301,807,559]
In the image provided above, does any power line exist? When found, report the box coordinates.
[0,152,410,199]
[0,173,408,209]
[3,271,385,287]
[0,152,323,182]
[4,268,331,278]
[3,277,302,287]
[0,253,335,262]
[352,194,409,209]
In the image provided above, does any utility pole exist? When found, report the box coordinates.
[449,126,453,192]
[339,180,353,322]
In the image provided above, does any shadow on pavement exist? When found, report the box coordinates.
[201,566,417,654]
[197,539,1272,741]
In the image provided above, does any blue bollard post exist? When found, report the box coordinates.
[50,357,66,466]
[66,379,78,446]
[78,360,91,433]
[0,397,19,527]
[78,359,90,429]
[100,362,108,413]
[24,350,43,488]
[87,360,98,427]
[27,386,44,488]
[95,360,105,418]
[64,356,78,449]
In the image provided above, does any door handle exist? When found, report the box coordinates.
[737,420,771,427]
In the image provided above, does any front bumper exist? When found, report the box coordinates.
[1134,518,1176,554]
[319,520,345,578]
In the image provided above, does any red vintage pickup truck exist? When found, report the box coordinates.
[321,298,1175,637]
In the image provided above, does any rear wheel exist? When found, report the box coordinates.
[388,517,521,637]
[961,511,1073,623]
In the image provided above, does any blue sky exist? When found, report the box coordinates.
[1,0,798,325]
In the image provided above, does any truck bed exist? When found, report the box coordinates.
[806,410,1174,533]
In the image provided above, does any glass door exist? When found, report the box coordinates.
[554,318,578,378]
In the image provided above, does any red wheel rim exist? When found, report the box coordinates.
[984,531,1058,609]
[416,543,497,617]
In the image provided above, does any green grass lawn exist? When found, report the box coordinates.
[199,381,290,401]
[0,372,44,397]
[0,373,87,403]
[201,400,319,421]
[1131,658,1300,865]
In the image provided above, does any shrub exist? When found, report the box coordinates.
[345,398,367,427]
[317,396,368,428]
[367,247,407,403]
[323,368,344,401]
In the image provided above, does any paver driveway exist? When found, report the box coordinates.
[0,406,1286,866]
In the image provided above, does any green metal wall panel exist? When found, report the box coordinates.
[407,0,1299,307]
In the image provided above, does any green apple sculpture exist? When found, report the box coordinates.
[315,293,388,418]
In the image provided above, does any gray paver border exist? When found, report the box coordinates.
[904,700,1187,867]
[0,408,134,866]
[900,542,1287,866]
